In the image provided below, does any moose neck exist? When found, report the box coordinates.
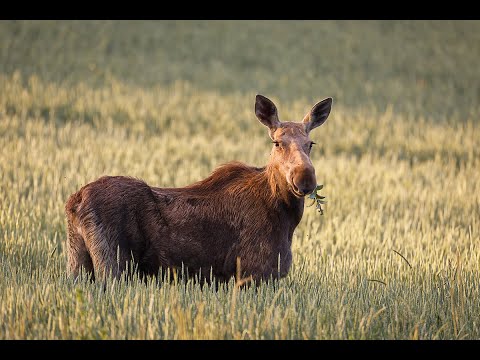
[264,163,304,226]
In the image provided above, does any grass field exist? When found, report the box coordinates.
[0,20,479,339]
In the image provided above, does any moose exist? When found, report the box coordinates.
[65,95,332,284]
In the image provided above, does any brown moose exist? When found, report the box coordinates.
[65,95,332,284]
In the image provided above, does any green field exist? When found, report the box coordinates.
[1,20,479,339]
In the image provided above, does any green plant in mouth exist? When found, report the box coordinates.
[307,184,327,215]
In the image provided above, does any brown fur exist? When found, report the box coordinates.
[65,95,332,284]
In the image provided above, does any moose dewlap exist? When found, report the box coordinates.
[65,95,332,284]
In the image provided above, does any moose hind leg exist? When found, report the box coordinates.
[67,220,94,281]
[85,223,131,281]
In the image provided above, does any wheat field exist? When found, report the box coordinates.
[0,20,479,339]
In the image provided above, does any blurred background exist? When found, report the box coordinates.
[1,20,479,122]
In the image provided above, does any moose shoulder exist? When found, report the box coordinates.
[65,95,332,284]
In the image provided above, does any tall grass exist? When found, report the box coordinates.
[0,20,479,339]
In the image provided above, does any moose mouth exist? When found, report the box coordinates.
[291,184,309,198]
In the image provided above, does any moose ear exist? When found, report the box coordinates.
[303,97,332,133]
[255,95,281,136]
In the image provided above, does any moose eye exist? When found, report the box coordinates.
[272,141,280,147]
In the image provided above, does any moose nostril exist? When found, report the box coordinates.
[292,183,303,195]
